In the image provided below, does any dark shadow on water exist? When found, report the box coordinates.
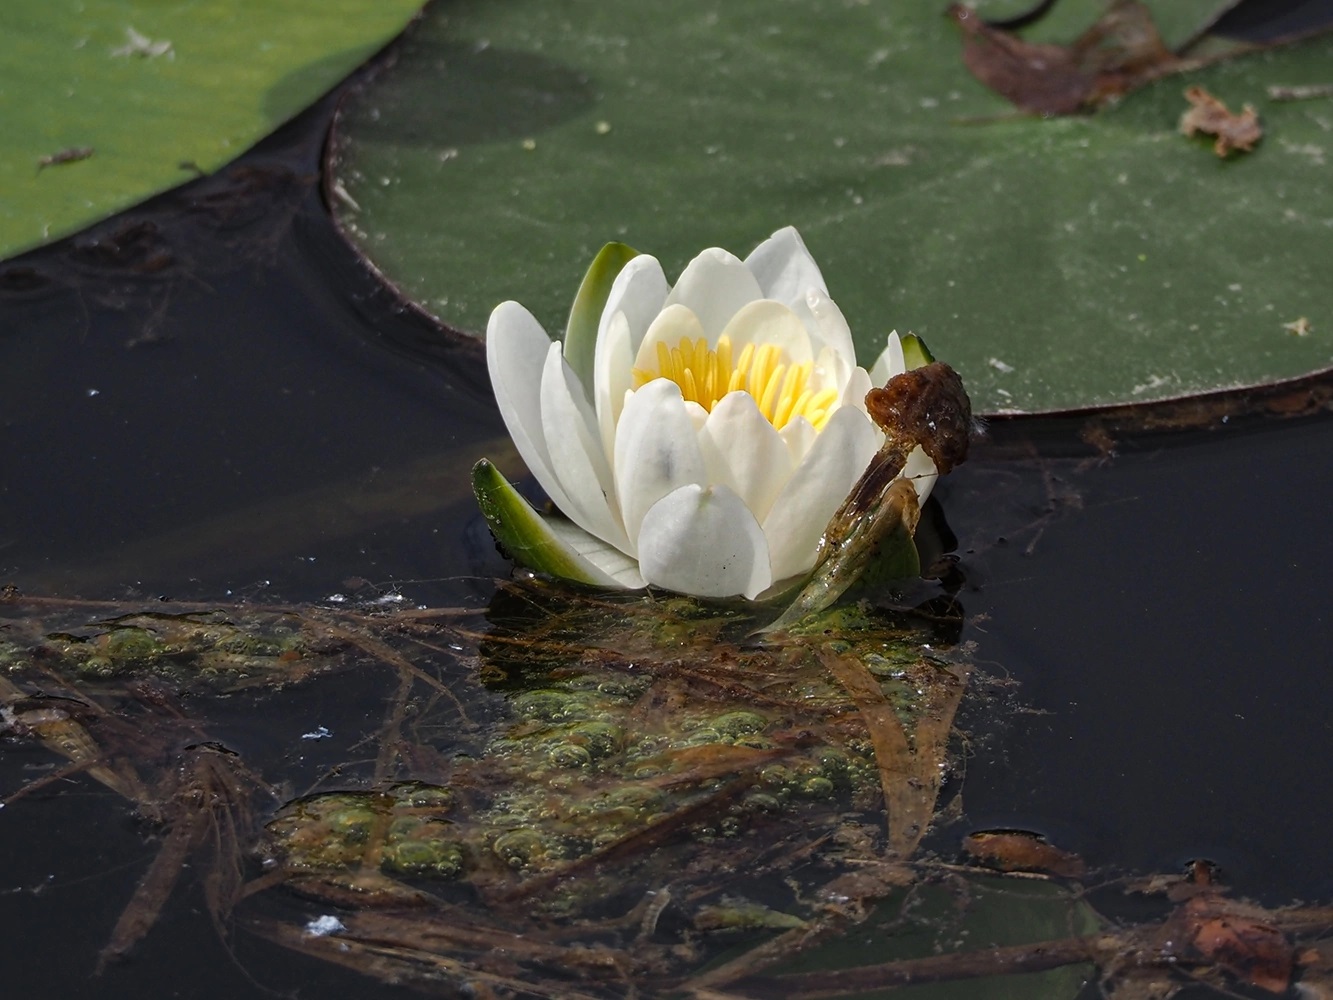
[933,414,1333,907]
[0,89,506,606]
[339,37,597,149]
[261,44,401,129]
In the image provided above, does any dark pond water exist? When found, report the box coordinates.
[1,80,1330,999]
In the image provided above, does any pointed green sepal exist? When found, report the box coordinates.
[901,333,935,370]
[471,459,610,586]
[563,242,640,392]
[761,476,921,634]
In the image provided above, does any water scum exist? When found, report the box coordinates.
[2,364,1332,998]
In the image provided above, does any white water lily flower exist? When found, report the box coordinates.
[479,226,937,600]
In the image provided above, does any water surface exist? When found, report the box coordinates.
[1,81,1330,999]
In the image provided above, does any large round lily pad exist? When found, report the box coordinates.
[0,0,424,261]
[330,0,1333,414]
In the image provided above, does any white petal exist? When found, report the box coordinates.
[743,226,827,306]
[718,299,813,365]
[632,303,708,375]
[598,253,671,356]
[546,519,646,588]
[684,400,709,433]
[664,247,763,338]
[594,310,634,465]
[869,331,906,387]
[806,289,857,370]
[539,342,631,551]
[637,484,772,599]
[613,379,708,552]
[485,301,577,514]
[779,416,817,466]
[903,445,939,504]
[698,391,794,523]
[784,296,823,353]
[763,406,882,583]
[839,365,873,414]
[810,344,851,401]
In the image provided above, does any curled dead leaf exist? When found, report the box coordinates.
[1180,85,1263,156]
[948,0,1183,115]
[1150,874,1296,995]
[1181,895,1293,993]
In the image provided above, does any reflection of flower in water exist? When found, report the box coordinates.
[480,227,936,599]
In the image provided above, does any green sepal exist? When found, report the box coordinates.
[851,523,921,591]
[762,478,922,634]
[901,334,935,370]
[563,242,640,392]
[471,459,608,586]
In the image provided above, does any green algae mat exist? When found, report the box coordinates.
[0,0,423,260]
[329,0,1333,414]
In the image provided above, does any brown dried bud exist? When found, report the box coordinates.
[866,362,972,475]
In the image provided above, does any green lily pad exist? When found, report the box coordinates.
[329,0,1333,414]
[769,874,1101,1000]
[0,0,423,260]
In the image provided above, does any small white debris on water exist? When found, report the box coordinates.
[86,388,100,397]
[987,358,1015,374]
[1131,374,1172,395]
[330,180,360,212]
[875,147,914,167]
[1279,139,1326,166]
[301,726,332,741]
[304,915,345,937]
[1283,316,1312,337]
[111,27,173,59]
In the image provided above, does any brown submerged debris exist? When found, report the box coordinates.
[0,672,153,809]
[1,587,973,994]
[963,829,1087,878]
[3,586,1333,997]
[734,863,1319,999]
[97,743,277,973]
[1180,85,1263,156]
[820,644,968,859]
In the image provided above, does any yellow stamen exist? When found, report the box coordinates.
[758,363,785,421]
[631,333,835,430]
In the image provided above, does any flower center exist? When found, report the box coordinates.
[631,335,839,430]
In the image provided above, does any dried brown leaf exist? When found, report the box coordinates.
[1179,85,1263,156]
[963,829,1087,878]
[1149,890,1295,994]
[949,1,1185,115]
[1181,896,1293,993]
